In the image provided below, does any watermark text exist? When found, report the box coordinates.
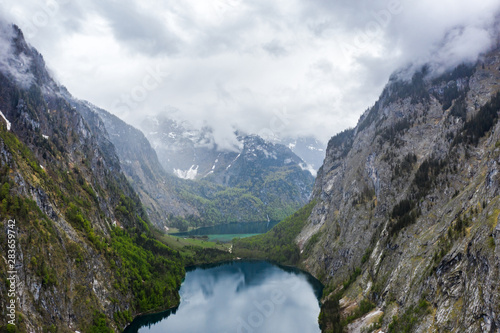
[6,219,17,326]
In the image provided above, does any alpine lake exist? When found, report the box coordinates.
[123,221,323,333]
[169,220,281,242]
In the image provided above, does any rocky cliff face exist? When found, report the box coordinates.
[0,25,184,332]
[84,106,200,228]
[300,49,500,332]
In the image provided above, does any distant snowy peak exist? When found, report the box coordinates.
[139,115,316,180]
[239,135,305,169]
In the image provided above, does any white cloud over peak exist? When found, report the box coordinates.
[2,0,500,148]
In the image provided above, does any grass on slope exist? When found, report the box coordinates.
[154,232,233,266]
[232,200,316,265]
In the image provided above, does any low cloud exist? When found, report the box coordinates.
[0,22,34,87]
[92,0,180,56]
[262,40,288,57]
[2,0,500,150]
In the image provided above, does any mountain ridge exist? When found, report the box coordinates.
[4,19,500,333]
[140,114,320,178]
[232,45,500,333]
[94,111,316,228]
[0,23,191,332]
[297,47,500,332]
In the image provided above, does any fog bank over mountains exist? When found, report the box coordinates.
[2,1,500,149]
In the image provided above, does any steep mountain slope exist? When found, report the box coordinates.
[97,113,315,227]
[0,24,187,332]
[202,134,314,212]
[141,115,325,178]
[140,116,219,180]
[296,50,500,332]
[141,116,314,187]
[81,105,200,228]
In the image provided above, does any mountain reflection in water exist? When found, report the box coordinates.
[123,260,323,333]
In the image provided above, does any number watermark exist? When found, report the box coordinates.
[6,219,17,326]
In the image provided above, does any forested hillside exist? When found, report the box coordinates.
[0,24,231,332]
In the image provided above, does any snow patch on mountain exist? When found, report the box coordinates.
[307,145,324,152]
[212,158,219,170]
[226,153,241,171]
[174,165,199,180]
[0,110,11,130]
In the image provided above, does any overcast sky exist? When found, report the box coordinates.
[2,0,500,150]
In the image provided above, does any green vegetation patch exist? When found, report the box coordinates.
[88,311,113,333]
[388,299,431,333]
[318,293,343,333]
[454,91,500,146]
[342,299,376,326]
[110,227,184,313]
[233,200,316,265]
